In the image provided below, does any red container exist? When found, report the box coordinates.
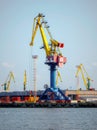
[11,96,21,102]
[0,96,10,103]
[24,96,29,101]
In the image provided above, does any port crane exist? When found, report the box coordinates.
[75,64,93,90]
[1,71,15,91]
[56,71,62,86]
[30,13,70,102]
[23,70,27,91]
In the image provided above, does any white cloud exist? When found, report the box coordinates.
[92,62,97,67]
[1,62,15,68]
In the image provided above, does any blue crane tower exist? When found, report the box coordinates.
[30,13,70,103]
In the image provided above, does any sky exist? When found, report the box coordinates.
[0,0,97,91]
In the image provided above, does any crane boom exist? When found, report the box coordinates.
[30,14,51,56]
[39,23,51,56]
[7,72,15,91]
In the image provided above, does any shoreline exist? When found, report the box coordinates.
[0,102,97,108]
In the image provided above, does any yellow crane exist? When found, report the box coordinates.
[29,13,66,67]
[56,71,62,86]
[75,64,93,90]
[23,70,27,91]
[29,13,68,102]
[1,71,15,91]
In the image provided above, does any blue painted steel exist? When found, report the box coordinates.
[39,87,70,101]
[50,65,56,89]
[41,62,70,101]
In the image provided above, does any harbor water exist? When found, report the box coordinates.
[0,108,97,130]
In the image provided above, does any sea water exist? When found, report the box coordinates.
[0,108,97,130]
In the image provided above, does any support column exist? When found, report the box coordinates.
[50,64,57,89]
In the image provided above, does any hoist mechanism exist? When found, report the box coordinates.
[29,13,70,102]
[1,71,15,91]
[75,64,94,90]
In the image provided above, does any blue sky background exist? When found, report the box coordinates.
[0,0,97,91]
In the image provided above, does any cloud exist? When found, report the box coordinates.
[1,62,14,68]
[92,62,97,67]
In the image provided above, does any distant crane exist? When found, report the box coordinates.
[56,71,62,86]
[23,70,27,91]
[1,71,15,91]
[75,64,94,90]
